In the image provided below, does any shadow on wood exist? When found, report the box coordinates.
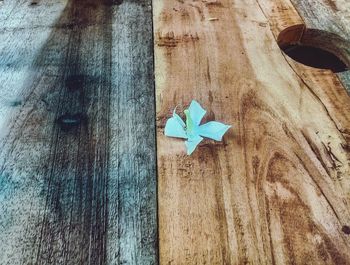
[0,0,157,264]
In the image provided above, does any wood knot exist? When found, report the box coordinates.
[341,225,350,235]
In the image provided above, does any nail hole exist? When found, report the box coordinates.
[56,113,87,131]
[29,1,38,6]
[9,100,22,107]
[278,25,349,73]
[342,225,350,235]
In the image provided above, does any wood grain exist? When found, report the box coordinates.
[287,0,350,91]
[154,0,350,264]
[0,0,157,264]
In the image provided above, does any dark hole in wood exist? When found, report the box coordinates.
[342,225,350,235]
[282,45,348,73]
[278,25,349,73]
[9,100,22,107]
[56,113,87,131]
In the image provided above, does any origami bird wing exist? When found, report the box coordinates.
[185,135,204,155]
[198,121,231,141]
[173,108,186,127]
[188,100,206,126]
[164,109,187,139]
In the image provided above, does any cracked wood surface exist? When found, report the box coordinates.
[154,0,350,264]
[0,0,157,264]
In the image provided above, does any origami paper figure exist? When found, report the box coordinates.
[164,100,231,155]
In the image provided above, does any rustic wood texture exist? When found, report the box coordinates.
[154,0,350,264]
[0,0,157,264]
[287,0,350,91]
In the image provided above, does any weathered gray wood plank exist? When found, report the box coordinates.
[0,0,157,264]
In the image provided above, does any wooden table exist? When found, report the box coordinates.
[0,0,349,264]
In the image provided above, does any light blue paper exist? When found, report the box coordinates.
[164,108,187,139]
[197,121,231,141]
[164,100,231,155]
[185,135,204,155]
[188,100,206,126]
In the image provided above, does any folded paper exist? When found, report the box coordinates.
[165,100,231,155]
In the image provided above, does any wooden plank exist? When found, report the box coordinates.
[257,0,350,155]
[287,0,350,91]
[0,0,157,264]
[154,0,350,264]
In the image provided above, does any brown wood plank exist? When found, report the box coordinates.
[154,0,350,264]
[0,0,157,264]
